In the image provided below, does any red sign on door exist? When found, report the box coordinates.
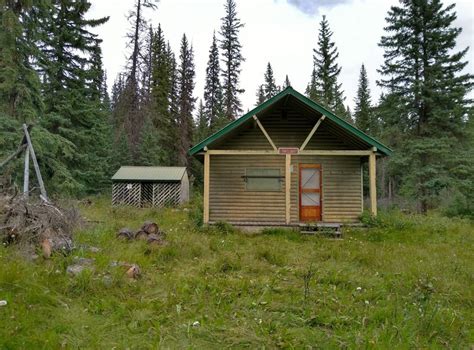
[278,147,299,155]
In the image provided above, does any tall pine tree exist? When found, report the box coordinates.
[309,15,347,118]
[203,32,224,132]
[263,62,279,99]
[354,64,375,134]
[219,0,244,120]
[176,34,196,167]
[378,0,473,212]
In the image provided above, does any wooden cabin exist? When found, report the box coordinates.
[189,87,391,227]
[111,166,189,208]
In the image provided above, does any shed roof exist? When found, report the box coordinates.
[112,166,186,181]
[188,86,392,156]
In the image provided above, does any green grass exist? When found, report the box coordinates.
[0,198,473,348]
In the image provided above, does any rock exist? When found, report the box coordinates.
[0,300,7,307]
[88,246,101,253]
[67,257,95,276]
[67,264,93,276]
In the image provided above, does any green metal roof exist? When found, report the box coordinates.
[112,166,186,181]
[188,86,392,156]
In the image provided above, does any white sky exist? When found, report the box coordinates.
[89,0,474,113]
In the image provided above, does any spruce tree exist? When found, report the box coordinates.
[283,75,291,89]
[0,1,43,122]
[310,15,346,117]
[176,34,196,167]
[353,64,374,133]
[256,85,265,105]
[378,0,473,212]
[204,32,224,132]
[219,0,244,120]
[39,0,109,194]
[263,62,279,99]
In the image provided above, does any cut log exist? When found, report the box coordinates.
[117,228,133,240]
[141,221,159,235]
[134,230,148,240]
[126,264,141,279]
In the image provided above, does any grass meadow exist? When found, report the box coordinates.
[0,197,473,348]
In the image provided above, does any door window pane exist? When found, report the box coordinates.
[301,192,320,206]
[301,168,320,189]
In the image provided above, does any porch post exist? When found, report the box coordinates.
[203,152,210,224]
[285,154,291,224]
[369,150,377,216]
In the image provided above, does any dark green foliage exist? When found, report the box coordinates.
[219,0,245,120]
[283,75,291,89]
[203,32,224,133]
[308,15,347,119]
[0,0,43,122]
[377,0,473,212]
[37,0,110,194]
[255,84,265,105]
[262,62,280,99]
[354,64,376,134]
[176,34,196,167]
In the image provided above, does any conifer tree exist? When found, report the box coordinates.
[0,1,44,122]
[195,99,207,143]
[378,0,473,212]
[204,32,224,132]
[263,62,279,99]
[219,0,244,120]
[353,64,374,133]
[310,15,346,117]
[283,75,291,89]
[39,0,109,194]
[256,85,265,105]
[176,34,196,167]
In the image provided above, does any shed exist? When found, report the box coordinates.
[111,166,189,207]
[189,87,392,227]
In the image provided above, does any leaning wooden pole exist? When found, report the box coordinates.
[22,124,49,202]
[23,147,30,198]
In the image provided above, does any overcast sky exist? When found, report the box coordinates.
[89,0,474,113]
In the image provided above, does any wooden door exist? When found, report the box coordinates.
[299,164,322,222]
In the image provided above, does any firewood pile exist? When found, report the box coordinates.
[117,221,167,246]
[0,195,81,257]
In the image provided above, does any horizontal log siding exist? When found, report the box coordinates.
[209,155,286,223]
[211,111,361,151]
[291,156,363,223]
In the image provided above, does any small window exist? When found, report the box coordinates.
[245,168,282,191]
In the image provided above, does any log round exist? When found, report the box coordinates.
[117,228,133,240]
[141,221,159,235]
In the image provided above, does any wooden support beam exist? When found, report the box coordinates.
[300,115,325,151]
[0,144,26,169]
[299,150,372,156]
[22,124,48,202]
[203,152,210,224]
[369,152,377,216]
[204,149,373,156]
[23,147,30,198]
[253,115,277,151]
[285,154,291,224]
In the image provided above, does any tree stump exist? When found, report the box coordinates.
[134,230,148,240]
